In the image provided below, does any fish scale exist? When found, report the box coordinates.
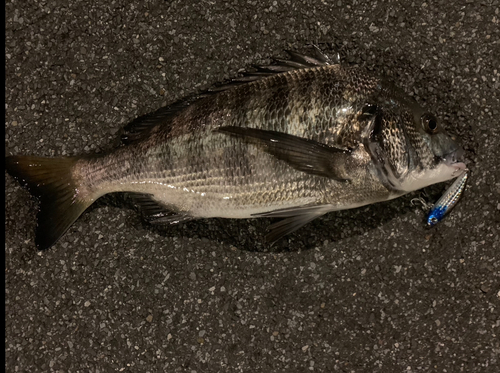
[5,48,466,249]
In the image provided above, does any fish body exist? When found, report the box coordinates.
[427,171,468,226]
[5,48,466,249]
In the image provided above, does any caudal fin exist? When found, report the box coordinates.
[5,155,92,250]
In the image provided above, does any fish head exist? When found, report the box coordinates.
[399,107,466,192]
[364,83,466,193]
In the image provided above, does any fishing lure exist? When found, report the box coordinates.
[427,171,469,226]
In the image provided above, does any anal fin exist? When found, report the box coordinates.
[128,193,193,225]
[148,212,194,225]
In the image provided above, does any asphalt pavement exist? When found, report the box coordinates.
[5,0,500,372]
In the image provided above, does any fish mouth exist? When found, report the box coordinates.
[442,147,467,176]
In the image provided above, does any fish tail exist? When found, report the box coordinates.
[5,155,92,250]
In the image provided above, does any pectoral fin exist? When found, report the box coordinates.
[217,126,352,182]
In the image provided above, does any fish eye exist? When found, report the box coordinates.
[361,103,378,116]
[421,113,439,134]
[428,119,437,131]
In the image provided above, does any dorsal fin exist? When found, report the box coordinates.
[207,45,337,92]
[121,46,338,144]
[121,97,198,144]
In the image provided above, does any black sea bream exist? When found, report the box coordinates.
[5,48,466,249]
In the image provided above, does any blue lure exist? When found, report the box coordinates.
[427,171,469,227]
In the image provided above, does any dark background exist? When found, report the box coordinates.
[5,0,499,371]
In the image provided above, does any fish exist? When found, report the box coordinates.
[427,170,469,226]
[5,47,466,250]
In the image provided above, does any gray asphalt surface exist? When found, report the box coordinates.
[5,0,500,372]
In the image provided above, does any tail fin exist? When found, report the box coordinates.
[5,155,92,250]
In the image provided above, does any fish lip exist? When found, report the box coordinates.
[442,147,467,176]
[450,161,467,174]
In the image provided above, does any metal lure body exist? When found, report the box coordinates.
[427,171,468,226]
